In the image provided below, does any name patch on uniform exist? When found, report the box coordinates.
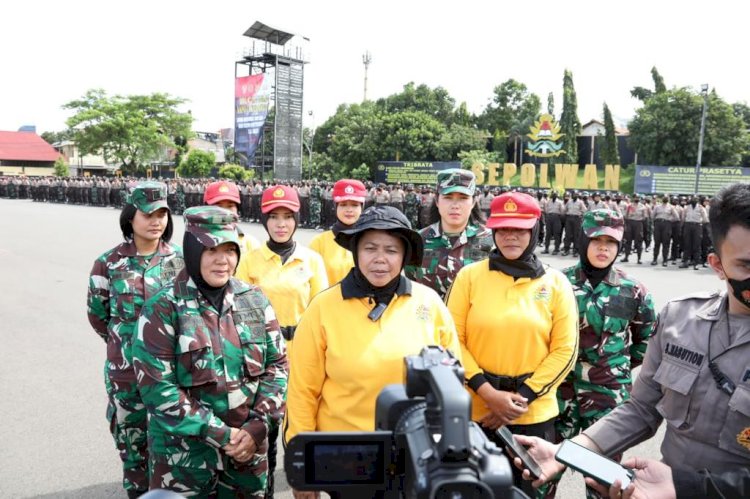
[664,342,705,367]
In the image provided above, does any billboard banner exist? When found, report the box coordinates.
[374,161,462,185]
[634,165,750,195]
[234,74,272,163]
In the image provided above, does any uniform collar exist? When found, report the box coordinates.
[696,292,728,321]
[572,263,621,287]
[259,242,302,263]
[117,239,174,257]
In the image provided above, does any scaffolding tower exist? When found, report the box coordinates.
[235,21,307,180]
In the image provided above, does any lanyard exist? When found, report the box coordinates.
[706,310,736,396]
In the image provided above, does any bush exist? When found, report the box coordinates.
[218,163,254,182]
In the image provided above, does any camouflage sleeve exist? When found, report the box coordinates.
[132,295,231,449]
[242,299,288,444]
[628,285,658,368]
[87,257,110,341]
[403,264,422,282]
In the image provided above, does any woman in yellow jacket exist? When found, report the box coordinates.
[308,179,367,285]
[284,205,461,498]
[234,184,328,499]
[446,191,578,497]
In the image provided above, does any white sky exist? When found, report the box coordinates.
[2,0,748,135]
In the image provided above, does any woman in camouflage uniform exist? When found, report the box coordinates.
[87,181,183,498]
[404,168,493,300]
[132,206,288,497]
[541,209,657,498]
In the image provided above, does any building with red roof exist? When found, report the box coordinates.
[0,130,60,176]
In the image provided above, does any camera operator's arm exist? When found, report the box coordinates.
[283,300,326,446]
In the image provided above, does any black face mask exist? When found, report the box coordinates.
[728,275,750,310]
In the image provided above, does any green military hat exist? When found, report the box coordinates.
[582,209,624,242]
[436,168,476,196]
[127,181,169,213]
[183,206,240,248]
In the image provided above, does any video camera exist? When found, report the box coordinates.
[285,346,528,499]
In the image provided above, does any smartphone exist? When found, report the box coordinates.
[495,426,542,479]
[554,439,634,490]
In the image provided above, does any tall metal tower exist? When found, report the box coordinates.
[236,21,308,181]
[362,51,372,102]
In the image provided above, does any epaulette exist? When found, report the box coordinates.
[669,290,721,302]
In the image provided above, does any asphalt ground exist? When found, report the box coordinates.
[0,198,724,498]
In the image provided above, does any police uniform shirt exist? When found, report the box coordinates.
[546,199,564,215]
[684,205,708,224]
[564,199,585,217]
[584,292,750,473]
[626,203,648,221]
[653,203,676,221]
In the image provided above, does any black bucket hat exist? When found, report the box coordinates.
[335,205,423,266]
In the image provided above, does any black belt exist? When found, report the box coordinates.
[280,326,296,342]
[483,371,532,392]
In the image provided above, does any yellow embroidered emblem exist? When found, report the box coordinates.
[504,200,518,212]
[738,427,750,451]
[273,188,285,198]
[219,185,229,193]
[415,304,430,321]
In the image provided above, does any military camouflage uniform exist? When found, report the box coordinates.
[88,243,183,494]
[309,182,322,228]
[132,206,288,498]
[542,210,658,499]
[404,188,421,229]
[404,221,493,299]
[87,182,182,495]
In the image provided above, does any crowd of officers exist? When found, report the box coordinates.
[1,167,742,498]
[2,174,713,270]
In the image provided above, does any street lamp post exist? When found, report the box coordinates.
[694,84,709,194]
[305,110,315,180]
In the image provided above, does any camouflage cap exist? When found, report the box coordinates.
[582,209,624,242]
[183,206,240,248]
[127,181,169,213]
[436,168,476,196]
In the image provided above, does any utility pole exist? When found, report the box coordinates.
[362,51,372,102]
[694,84,709,194]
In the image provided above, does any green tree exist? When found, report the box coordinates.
[41,129,73,145]
[218,163,253,182]
[458,149,504,170]
[547,92,555,115]
[378,110,446,162]
[177,149,215,178]
[375,82,456,124]
[350,163,371,181]
[477,79,541,137]
[652,67,667,94]
[601,103,620,166]
[53,156,70,176]
[631,66,667,102]
[64,89,193,174]
[436,123,489,160]
[560,70,581,164]
[629,88,748,166]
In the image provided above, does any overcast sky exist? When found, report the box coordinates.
[2,0,748,135]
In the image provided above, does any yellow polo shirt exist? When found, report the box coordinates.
[308,230,355,285]
[283,281,461,443]
[235,244,328,353]
[446,260,578,425]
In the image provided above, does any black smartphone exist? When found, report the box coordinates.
[554,439,634,490]
[495,426,542,479]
